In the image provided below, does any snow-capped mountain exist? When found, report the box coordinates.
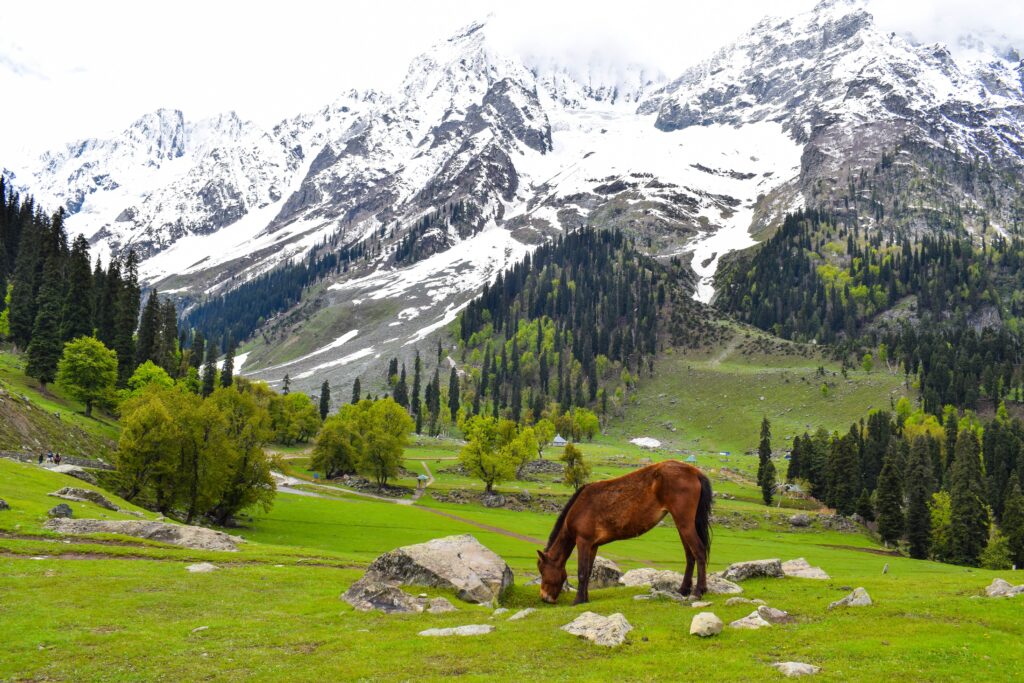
[7,0,1024,393]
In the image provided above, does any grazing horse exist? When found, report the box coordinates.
[536,460,712,604]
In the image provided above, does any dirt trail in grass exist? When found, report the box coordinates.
[708,333,743,367]
[417,506,543,545]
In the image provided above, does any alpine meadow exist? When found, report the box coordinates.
[6,0,1024,680]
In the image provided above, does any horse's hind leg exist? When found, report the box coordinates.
[680,543,696,596]
[670,511,708,599]
[574,540,595,605]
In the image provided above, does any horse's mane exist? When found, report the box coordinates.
[546,485,587,551]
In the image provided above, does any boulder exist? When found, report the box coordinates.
[689,612,723,637]
[43,518,241,551]
[186,563,220,574]
[782,558,830,580]
[720,559,784,581]
[772,662,821,677]
[0,498,8,511]
[828,587,872,610]
[561,612,633,647]
[706,575,744,595]
[985,578,1024,597]
[729,611,772,630]
[47,503,73,518]
[508,608,536,621]
[756,605,794,624]
[788,514,811,527]
[418,624,493,637]
[48,486,119,511]
[589,556,623,588]
[51,464,97,485]
[362,534,513,604]
[427,597,457,614]
[342,576,425,614]
[619,567,685,587]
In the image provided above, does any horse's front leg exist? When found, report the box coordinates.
[574,541,595,605]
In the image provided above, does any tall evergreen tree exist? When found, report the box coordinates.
[25,256,65,386]
[855,488,875,521]
[1001,473,1024,568]
[757,417,776,506]
[319,380,331,420]
[394,364,409,408]
[282,374,291,395]
[220,341,235,388]
[201,341,218,397]
[191,331,206,370]
[113,251,141,385]
[158,298,179,375]
[136,290,161,367]
[351,378,361,405]
[949,430,989,566]
[7,220,40,348]
[448,367,460,419]
[875,446,904,546]
[829,431,862,515]
[787,435,803,481]
[411,350,422,428]
[60,234,93,342]
[905,437,934,559]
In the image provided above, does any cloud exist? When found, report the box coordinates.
[870,0,1024,57]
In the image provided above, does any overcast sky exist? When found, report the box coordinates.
[2,0,1022,162]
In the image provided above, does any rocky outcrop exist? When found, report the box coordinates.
[985,578,1024,597]
[342,577,427,614]
[418,624,493,637]
[828,587,872,609]
[51,465,97,485]
[43,519,242,551]
[48,487,119,511]
[589,556,623,589]
[689,612,723,637]
[47,503,73,518]
[720,559,784,581]
[620,567,683,588]
[360,535,513,604]
[788,514,811,527]
[561,612,633,647]
[781,558,830,580]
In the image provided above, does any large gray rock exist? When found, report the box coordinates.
[828,587,872,609]
[418,624,493,637]
[772,662,821,677]
[782,558,830,580]
[43,518,241,551]
[561,612,633,647]
[788,514,811,527]
[985,578,1024,597]
[48,486,119,511]
[689,612,723,637]
[720,559,784,581]
[51,464,97,485]
[342,576,425,614]
[589,556,623,588]
[47,503,73,518]
[620,567,685,587]
[362,534,513,604]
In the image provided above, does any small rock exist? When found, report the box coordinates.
[648,589,691,603]
[47,503,73,518]
[427,597,457,613]
[729,611,772,630]
[788,514,811,527]
[756,605,793,624]
[492,607,509,617]
[772,662,821,677]
[720,559,784,581]
[191,626,209,633]
[418,624,493,637]
[589,556,623,588]
[508,608,536,621]
[782,558,830,580]
[882,563,889,575]
[561,612,633,647]
[341,576,423,613]
[691,600,713,608]
[725,597,754,606]
[689,612,723,637]
[186,563,220,574]
[828,587,872,610]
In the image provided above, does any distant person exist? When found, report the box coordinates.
[38,452,44,465]
[54,453,61,465]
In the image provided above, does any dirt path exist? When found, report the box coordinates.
[708,333,743,367]
[418,506,543,545]
[409,462,434,503]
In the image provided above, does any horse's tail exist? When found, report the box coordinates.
[696,471,713,559]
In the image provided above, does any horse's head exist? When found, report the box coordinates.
[536,549,567,603]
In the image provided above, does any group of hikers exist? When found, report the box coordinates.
[37,451,64,465]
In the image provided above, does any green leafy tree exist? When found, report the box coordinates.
[206,386,275,524]
[949,431,989,566]
[56,336,118,417]
[757,417,776,506]
[561,443,591,491]
[875,447,904,546]
[116,389,177,500]
[459,415,525,494]
[124,360,174,399]
[980,526,1013,570]
[534,418,556,458]
[358,399,414,487]
[929,491,954,563]
[312,405,364,478]
[573,408,600,441]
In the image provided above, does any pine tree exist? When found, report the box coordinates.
[829,431,862,515]
[282,374,291,395]
[427,368,441,431]
[448,367,460,419]
[905,437,934,559]
[875,447,904,546]
[7,220,40,348]
[191,331,206,370]
[25,256,64,387]
[1001,473,1024,568]
[787,435,803,481]
[136,290,161,367]
[319,380,331,420]
[949,430,989,566]
[411,350,422,429]
[394,365,408,408]
[158,298,179,375]
[220,341,235,387]
[351,378,361,405]
[60,234,93,342]
[201,342,217,398]
[855,488,874,521]
[757,417,777,506]
[113,251,141,385]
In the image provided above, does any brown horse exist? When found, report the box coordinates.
[536,460,712,604]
